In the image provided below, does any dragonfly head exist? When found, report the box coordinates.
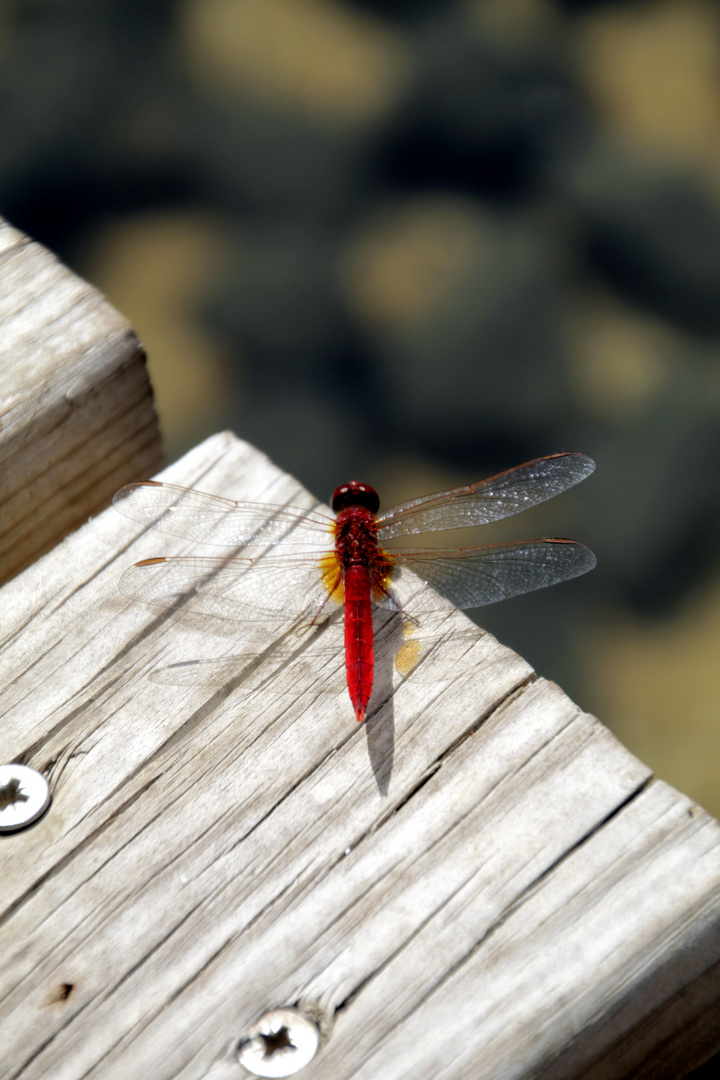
[331,481,380,515]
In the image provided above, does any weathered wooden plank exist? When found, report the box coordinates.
[0,217,163,585]
[0,431,719,1080]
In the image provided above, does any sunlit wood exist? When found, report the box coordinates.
[0,217,163,585]
[1,431,719,1079]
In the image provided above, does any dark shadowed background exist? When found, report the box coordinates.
[3,0,720,814]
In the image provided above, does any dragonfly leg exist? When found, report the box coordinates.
[310,569,343,625]
[375,582,419,625]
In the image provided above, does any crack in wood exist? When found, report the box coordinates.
[383,773,657,1039]
[333,872,475,1021]
[0,773,162,930]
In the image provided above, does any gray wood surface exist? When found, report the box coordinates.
[1,431,719,1080]
[0,217,163,585]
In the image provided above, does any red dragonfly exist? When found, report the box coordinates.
[114,452,595,722]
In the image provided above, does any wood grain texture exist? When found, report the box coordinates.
[1,431,719,1080]
[0,217,163,585]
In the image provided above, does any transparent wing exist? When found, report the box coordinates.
[376,453,595,539]
[113,482,334,547]
[382,539,596,612]
[119,551,340,624]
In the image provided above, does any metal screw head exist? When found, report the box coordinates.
[236,1007,320,1077]
[0,765,51,832]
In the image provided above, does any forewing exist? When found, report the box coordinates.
[119,552,340,624]
[376,453,595,538]
[113,482,334,547]
[382,539,596,612]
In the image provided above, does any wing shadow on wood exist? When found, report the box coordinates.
[142,605,470,795]
[146,612,400,794]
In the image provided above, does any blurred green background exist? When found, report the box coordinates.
[3,0,720,815]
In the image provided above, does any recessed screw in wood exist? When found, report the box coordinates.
[236,1007,320,1077]
[0,765,51,832]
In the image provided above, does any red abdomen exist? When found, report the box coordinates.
[343,563,374,722]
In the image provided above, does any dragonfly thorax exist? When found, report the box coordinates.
[334,505,379,567]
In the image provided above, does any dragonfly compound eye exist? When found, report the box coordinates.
[331,482,380,515]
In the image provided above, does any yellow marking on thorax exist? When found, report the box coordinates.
[318,551,344,603]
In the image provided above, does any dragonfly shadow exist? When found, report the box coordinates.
[364,613,419,796]
[365,647,395,796]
